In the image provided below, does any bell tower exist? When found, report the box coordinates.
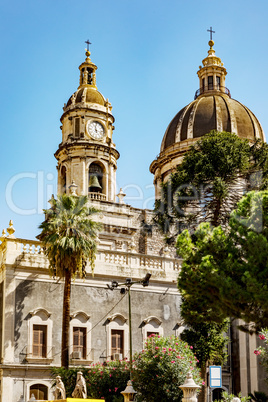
[55,46,120,202]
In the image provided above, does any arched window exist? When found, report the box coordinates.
[142,316,163,342]
[106,313,129,360]
[27,308,53,363]
[70,311,92,364]
[60,166,67,194]
[88,163,103,194]
[29,383,48,400]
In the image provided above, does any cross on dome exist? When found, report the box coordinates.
[207,26,215,41]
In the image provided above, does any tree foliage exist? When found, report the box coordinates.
[179,298,229,402]
[154,131,268,240]
[177,191,268,332]
[37,194,101,368]
[180,313,229,368]
[132,335,202,402]
[37,194,101,277]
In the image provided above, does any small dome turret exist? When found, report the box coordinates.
[63,48,107,111]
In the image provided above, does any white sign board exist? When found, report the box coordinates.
[209,366,222,388]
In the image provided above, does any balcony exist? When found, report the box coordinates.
[88,192,107,201]
[194,85,231,100]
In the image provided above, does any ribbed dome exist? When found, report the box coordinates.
[161,93,265,153]
[150,40,266,200]
[66,87,105,107]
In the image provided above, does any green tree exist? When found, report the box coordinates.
[132,335,202,402]
[176,191,268,332]
[154,133,268,401]
[37,194,101,368]
[155,131,268,240]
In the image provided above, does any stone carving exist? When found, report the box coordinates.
[71,93,76,105]
[72,371,87,399]
[55,375,66,400]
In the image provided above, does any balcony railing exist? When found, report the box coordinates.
[194,85,231,100]
[88,192,107,201]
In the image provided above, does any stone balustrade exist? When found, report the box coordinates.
[0,237,180,282]
[88,192,107,201]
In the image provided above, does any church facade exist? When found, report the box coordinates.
[0,40,267,401]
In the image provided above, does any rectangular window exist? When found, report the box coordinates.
[216,76,221,89]
[33,325,47,358]
[208,76,213,90]
[73,327,86,359]
[111,329,124,359]
[74,118,80,138]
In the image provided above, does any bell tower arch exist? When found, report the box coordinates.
[55,47,120,202]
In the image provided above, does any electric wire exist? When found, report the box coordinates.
[51,291,127,359]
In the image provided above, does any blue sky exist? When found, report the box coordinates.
[0,0,268,240]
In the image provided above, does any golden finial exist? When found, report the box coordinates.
[1,229,6,238]
[208,40,214,49]
[7,220,16,238]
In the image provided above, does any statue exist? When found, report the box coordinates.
[54,375,66,400]
[72,371,87,399]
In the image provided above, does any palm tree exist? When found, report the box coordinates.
[37,194,101,368]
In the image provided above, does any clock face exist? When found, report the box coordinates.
[87,120,105,140]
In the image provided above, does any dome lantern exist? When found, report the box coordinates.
[78,48,98,89]
[195,39,229,99]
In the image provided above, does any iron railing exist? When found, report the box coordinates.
[194,85,231,100]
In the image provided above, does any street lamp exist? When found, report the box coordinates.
[107,273,151,402]
[121,379,137,401]
[107,273,151,371]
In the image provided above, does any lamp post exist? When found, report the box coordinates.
[107,273,151,373]
[108,273,151,402]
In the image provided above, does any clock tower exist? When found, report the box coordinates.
[55,48,120,202]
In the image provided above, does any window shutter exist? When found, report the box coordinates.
[73,327,86,359]
[33,325,47,358]
[111,330,124,356]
